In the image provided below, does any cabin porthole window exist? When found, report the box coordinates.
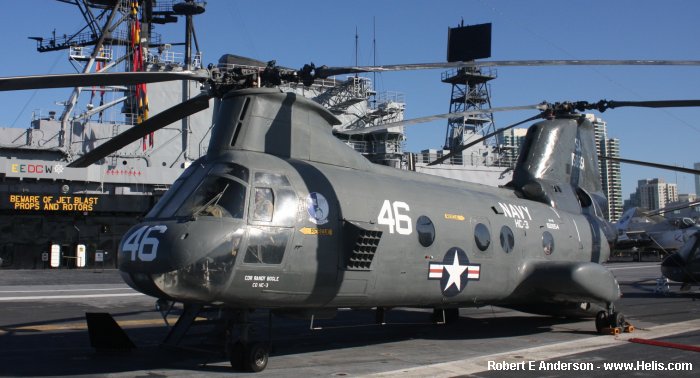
[542,231,554,255]
[474,223,491,251]
[416,215,435,247]
[500,225,515,253]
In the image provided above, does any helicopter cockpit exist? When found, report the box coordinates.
[669,217,697,230]
[119,160,251,301]
[676,231,700,263]
[120,158,304,302]
[661,230,700,283]
[146,160,249,220]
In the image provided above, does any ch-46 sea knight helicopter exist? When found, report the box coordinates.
[661,230,700,291]
[3,57,700,372]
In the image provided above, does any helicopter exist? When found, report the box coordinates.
[661,229,700,290]
[4,57,700,372]
[614,202,700,258]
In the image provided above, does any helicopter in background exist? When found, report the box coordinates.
[5,54,700,371]
[615,202,700,259]
[661,230,700,290]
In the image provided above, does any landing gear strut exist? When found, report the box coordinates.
[226,310,271,372]
[432,308,460,324]
[595,304,634,335]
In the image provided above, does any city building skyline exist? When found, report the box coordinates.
[589,115,623,222]
[496,128,528,168]
[694,162,700,197]
[626,178,679,211]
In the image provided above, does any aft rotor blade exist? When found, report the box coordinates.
[315,59,700,78]
[646,200,700,217]
[340,104,546,135]
[68,92,212,168]
[587,99,700,112]
[599,156,700,175]
[0,71,209,91]
[428,113,544,166]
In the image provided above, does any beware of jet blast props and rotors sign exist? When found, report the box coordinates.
[4,52,700,372]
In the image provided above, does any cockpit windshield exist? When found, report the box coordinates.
[147,163,249,219]
[176,175,246,218]
[677,232,700,261]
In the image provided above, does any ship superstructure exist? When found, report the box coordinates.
[0,1,215,268]
[0,1,412,269]
[0,5,510,269]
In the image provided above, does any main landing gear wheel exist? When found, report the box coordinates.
[226,310,271,372]
[596,307,634,335]
[246,342,269,372]
[227,341,270,372]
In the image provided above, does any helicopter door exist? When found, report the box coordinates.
[243,173,299,269]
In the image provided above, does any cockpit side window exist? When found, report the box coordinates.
[244,227,291,265]
[253,187,274,222]
[248,172,297,227]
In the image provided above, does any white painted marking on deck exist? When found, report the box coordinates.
[369,319,700,377]
[0,293,145,301]
[0,288,132,293]
[607,264,660,271]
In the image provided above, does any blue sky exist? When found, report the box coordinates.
[1,0,699,198]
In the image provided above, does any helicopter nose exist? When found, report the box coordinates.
[660,253,686,282]
[119,219,242,273]
[118,218,244,300]
[119,217,245,301]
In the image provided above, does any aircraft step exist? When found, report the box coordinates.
[162,303,233,353]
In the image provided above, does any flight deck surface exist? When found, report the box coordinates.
[0,262,698,377]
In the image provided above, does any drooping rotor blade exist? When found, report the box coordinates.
[423,98,700,167]
[340,104,546,135]
[572,99,700,112]
[428,113,545,166]
[646,200,700,217]
[0,71,209,92]
[68,92,212,168]
[599,156,700,175]
[313,59,700,79]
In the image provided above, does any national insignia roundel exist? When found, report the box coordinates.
[428,247,480,297]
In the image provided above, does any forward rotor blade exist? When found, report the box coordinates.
[315,59,700,78]
[428,113,544,166]
[68,92,212,168]
[0,71,209,92]
[599,156,700,175]
[340,104,546,135]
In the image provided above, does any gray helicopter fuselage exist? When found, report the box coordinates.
[119,88,618,314]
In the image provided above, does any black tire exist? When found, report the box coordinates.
[611,312,625,328]
[595,311,608,333]
[245,342,269,372]
[228,342,245,371]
